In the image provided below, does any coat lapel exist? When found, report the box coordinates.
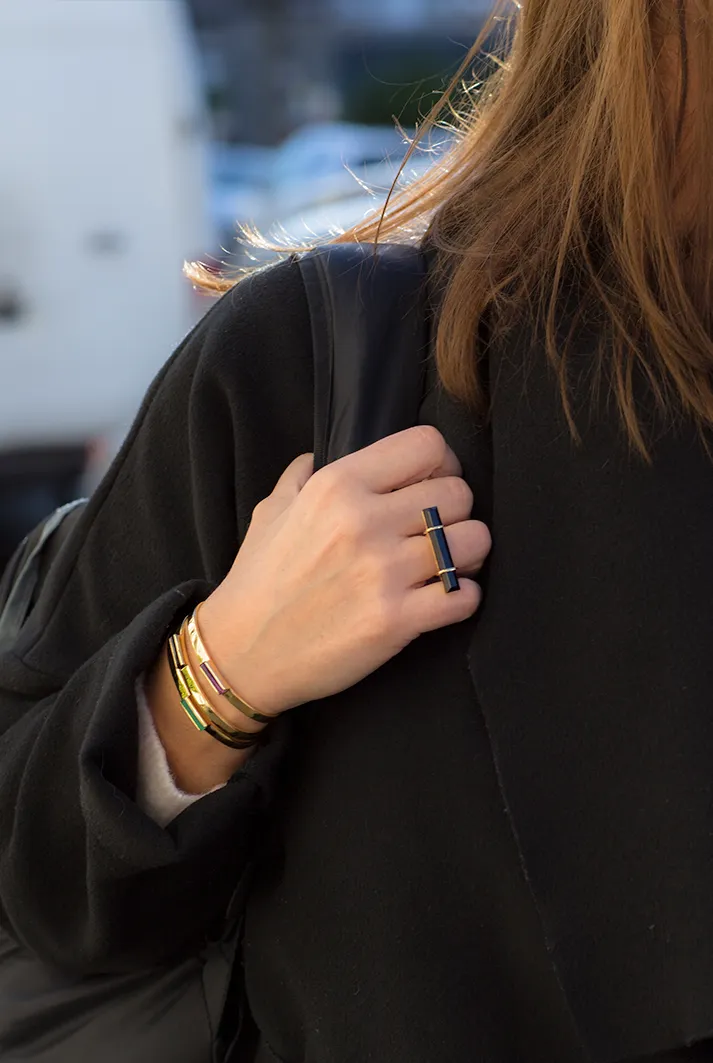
[432,320,713,1062]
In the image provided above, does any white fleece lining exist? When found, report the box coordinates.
[135,677,224,827]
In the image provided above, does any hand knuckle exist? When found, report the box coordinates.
[251,496,271,522]
[350,554,396,632]
[301,468,364,545]
[369,589,397,636]
[323,504,371,561]
[312,463,345,499]
[475,522,492,555]
[314,467,356,513]
[448,477,473,514]
[337,499,371,545]
[462,582,483,616]
[414,424,447,462]
[354,549,387,593]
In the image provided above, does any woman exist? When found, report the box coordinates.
[2,0,713,1060]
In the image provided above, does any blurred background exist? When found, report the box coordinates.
[0,0,494,572]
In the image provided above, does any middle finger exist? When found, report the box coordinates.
[386,476,475,536]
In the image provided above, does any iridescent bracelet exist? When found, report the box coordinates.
[186,603,275,725]
[166,617,269,751]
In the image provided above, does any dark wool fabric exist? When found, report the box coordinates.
[2,257,713,1063]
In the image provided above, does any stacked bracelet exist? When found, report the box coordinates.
[187,603,275,725]
[167,615,270,750]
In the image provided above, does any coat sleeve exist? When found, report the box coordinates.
[0,259,314,975]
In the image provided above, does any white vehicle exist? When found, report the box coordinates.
[0,0,212,562]
[210,142,275,254]
[271,122,410,220]
[271,139,454,249]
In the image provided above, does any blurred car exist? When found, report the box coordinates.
[271,138,453,247]
[209,142,275,252]
[212,123,450,267]
[273,192,386,247]
[0,0,212,570]
[270,121,410,220]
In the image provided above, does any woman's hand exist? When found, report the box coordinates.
[200,426,491,718]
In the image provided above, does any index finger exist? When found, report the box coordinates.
[338,426,462,493]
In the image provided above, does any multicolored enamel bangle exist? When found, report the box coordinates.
[422,506,460,594]
[166,632,252,750]
[177,620,269,748]
[187,604,275,725]
[166,620,267,750]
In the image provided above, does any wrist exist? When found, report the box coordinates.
[193,595,291,719]
[182,631,270,734]
[146,644,257,794]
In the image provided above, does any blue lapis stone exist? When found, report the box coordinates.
[422,506,460,593]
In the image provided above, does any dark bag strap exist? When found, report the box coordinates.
[0,498,87,643]
[298,243,430,471]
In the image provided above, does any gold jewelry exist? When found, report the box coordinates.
[422,506,460,594]
[167,618,268,750]
[186,603,275,724]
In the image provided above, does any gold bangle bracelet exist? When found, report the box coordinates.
[166,620,266,751]
[176,620,268,748]
[166,632,252,750]
[186,603,275,725]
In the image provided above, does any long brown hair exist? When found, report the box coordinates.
[189,0,713,456]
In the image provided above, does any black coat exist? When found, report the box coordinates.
[2,256,713,1063]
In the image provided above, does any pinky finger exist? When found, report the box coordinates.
[405,577,483,636]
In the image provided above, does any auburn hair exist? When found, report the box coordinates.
[188,0,713,456]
